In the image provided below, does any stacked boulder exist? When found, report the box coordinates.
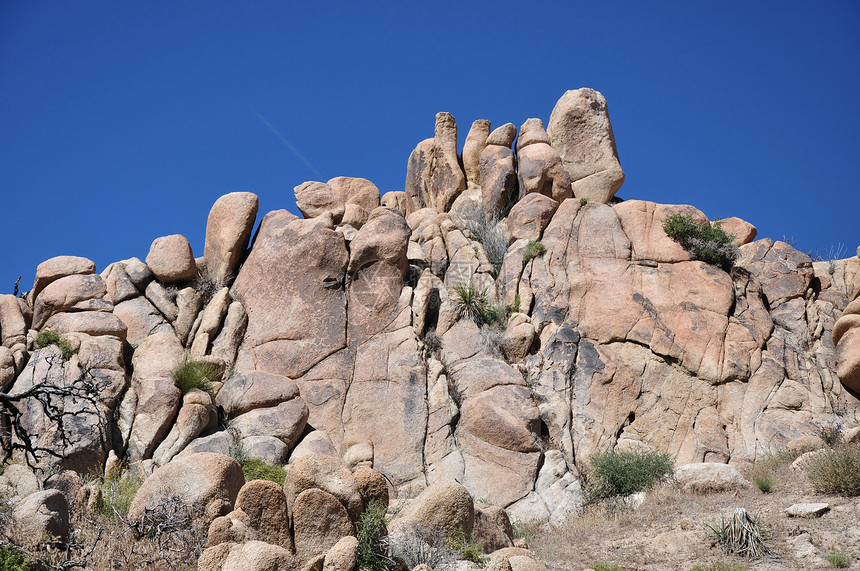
[2,88,859,567]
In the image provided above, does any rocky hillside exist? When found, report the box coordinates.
[0,87,858,568]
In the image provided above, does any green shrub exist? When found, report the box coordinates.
[241,458,287,486]
[752,474,773,493]
[522,241,547,264]
[586,449,674,499]
[356,501,390,571]
[447,531,486,565]
[172,360,219,395]
[0,546,32,571]
[452,286,505,328]
[826,552,849,568]
[803,444,860,495]
[512,293,521,314]
[580,197,588,206]
[33,329,74,360]
[98,466,143,519]
[662,213,738,271]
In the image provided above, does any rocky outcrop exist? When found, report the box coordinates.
[405,112,466,214]
[4,88,859,571]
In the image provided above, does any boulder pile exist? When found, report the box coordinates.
[1,88,858,570]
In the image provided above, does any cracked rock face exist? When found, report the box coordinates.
[9,88,860,533]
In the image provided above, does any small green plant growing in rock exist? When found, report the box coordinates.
[588,563,623,571]
[241,457,287,486]
[826,552,849,568]
[98,464,144,519]
[447,531,486,565]
[662,213,738,271]
[705,508,771,559]
[172,360,219,395]
[356,501,391,571]
[585,448,674,500]
[580,197,588,206]
[522,241,547,264]
[803,443,860,495]
[33,329,75,360]
[512,293,521,314]
[452,285,506,328]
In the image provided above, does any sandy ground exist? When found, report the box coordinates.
[527,459,860,571]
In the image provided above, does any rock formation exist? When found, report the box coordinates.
[2,87,858,570]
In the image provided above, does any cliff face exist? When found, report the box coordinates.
[1,88,858,525]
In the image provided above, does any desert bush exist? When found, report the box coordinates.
[98,466,144,519]
[452,285,505,328]
[585,449,674,500]
[447,531,486,565]
[522,241,547,264]
[0,546,33,571]
[386,523,458,570]
[826,552,849,568]
[588,563,623,571]
[580,197,588,206]
[240,458,287,486]
[810,420,845,447]
[705,508,771,559]
[192,268,233,304]
[459,202,509,274]
[356,502,391,571]
[662,213,738,271]
[479,327,505,358]
[33,329,74,360]
[423,330,443,357]
[803,443,860,495]
[172,360,218,395]
[752,474,773,493]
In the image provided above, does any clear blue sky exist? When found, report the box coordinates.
[2,1,858,295]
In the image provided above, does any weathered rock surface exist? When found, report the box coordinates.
[232,212,348,379]
[11,489,70,545]
[405,112,466,214]
[146,234,197,284]
[285,454,363,522]
[673,463,749,493]
[203,191,259,285]
[292,488,354,564]
[392,481,475,541]
[463,119,491,188]
[32,255,96,300]
[124,331,184,461]
[235,479,293,550]
[128,452,245,520]
[547,88,624,203]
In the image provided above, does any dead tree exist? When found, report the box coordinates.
[0,351,107,469]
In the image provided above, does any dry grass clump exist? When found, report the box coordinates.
[172,359,220,395]
[741,449,799,494]
[705,508,772,560]
[803,443,860,495]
